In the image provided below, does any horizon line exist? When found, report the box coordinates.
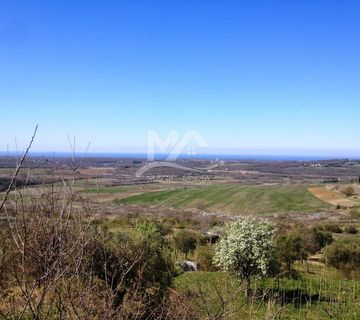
[0,151,359,162]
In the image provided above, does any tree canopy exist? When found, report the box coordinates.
[213,218,275,298]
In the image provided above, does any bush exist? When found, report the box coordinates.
[324,238,360,278]
[195,245,217,271]
[345,225,358,234]
[311,228,333,251]
[350,208,360,218]
[322,224,343,234]
[341,186,356,197]
[294,225,333,254]
[92,222,174,316]
[275,232,307,274]
[172,229,199,258]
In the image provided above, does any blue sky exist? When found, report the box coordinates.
[1,1,360,156]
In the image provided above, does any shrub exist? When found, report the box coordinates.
[345,225,358,234]
[195,245,217,271]
[310,228,333,251]
[291,225,333,254]
[350,208,360,218]
[324,238,360,278]
[341,186,356,197]
[322,224,343,234]
[92,222,174,315]
[275,232,307,275]
[172,229,199,258]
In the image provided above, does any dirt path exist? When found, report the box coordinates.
[308,186,357,207]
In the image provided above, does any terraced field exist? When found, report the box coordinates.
[117,184,330,215]
[308,186,358,207]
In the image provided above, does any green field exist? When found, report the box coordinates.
[174,267,360,320]
[117,184,330,215]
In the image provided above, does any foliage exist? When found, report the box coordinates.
[350,208,360,218]
[195,245,217,271]
[311,228,333,250]
[324,238,360,278]
[345,225,358,234]
[275,224,332,258]
[275,232,307,274]
[301,227,333,254]
[172,229,198,258]
[175,269,360,320]
[136,220,165,245]
[341,185,356,197]
[91,223,174,316]
[322,224,343,234]
[174,272,243,319]
[213,218,275,298]
[0,185,176,319]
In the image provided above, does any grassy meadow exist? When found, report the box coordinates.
[174,267,360,320]
[116,184,330,215]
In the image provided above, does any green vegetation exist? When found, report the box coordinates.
[214,218,275,299]
[172,229,198,258]
[275,232,307,274]
[174,269,360,319]
[91,221,173,314]
[3,161,360,319]
[345,225,358,234]
[324,237,360,279]
[321,223,343,234]
[195,245,217,271]
[117,184,329,215]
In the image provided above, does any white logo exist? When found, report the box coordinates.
[136,130,211,178]
[147,130,208,161]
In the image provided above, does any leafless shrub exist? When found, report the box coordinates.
[0,130,181,319]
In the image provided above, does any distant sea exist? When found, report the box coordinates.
[0,152,358,162]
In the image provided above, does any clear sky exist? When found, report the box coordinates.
[1,1,360,156]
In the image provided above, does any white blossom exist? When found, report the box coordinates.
[213,217,275,280]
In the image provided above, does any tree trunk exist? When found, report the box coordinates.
[245,277,251,301]
[287,262,292,277]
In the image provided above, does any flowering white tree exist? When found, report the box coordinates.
[213,217,275,299]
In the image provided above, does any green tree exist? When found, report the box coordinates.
[172,229,198,258]
[213,218,275,299]
[275,232,307,275]
[310,228,333,251]
[324,238,360,278]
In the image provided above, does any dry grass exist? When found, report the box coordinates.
[308,186,357,207]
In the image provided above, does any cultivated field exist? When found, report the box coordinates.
[117,184,330,215]
[309,186,358,207]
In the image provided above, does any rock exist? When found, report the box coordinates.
[181,261,198,272]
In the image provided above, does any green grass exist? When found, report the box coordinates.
[174,269,360,319]
[116,184,329,215]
